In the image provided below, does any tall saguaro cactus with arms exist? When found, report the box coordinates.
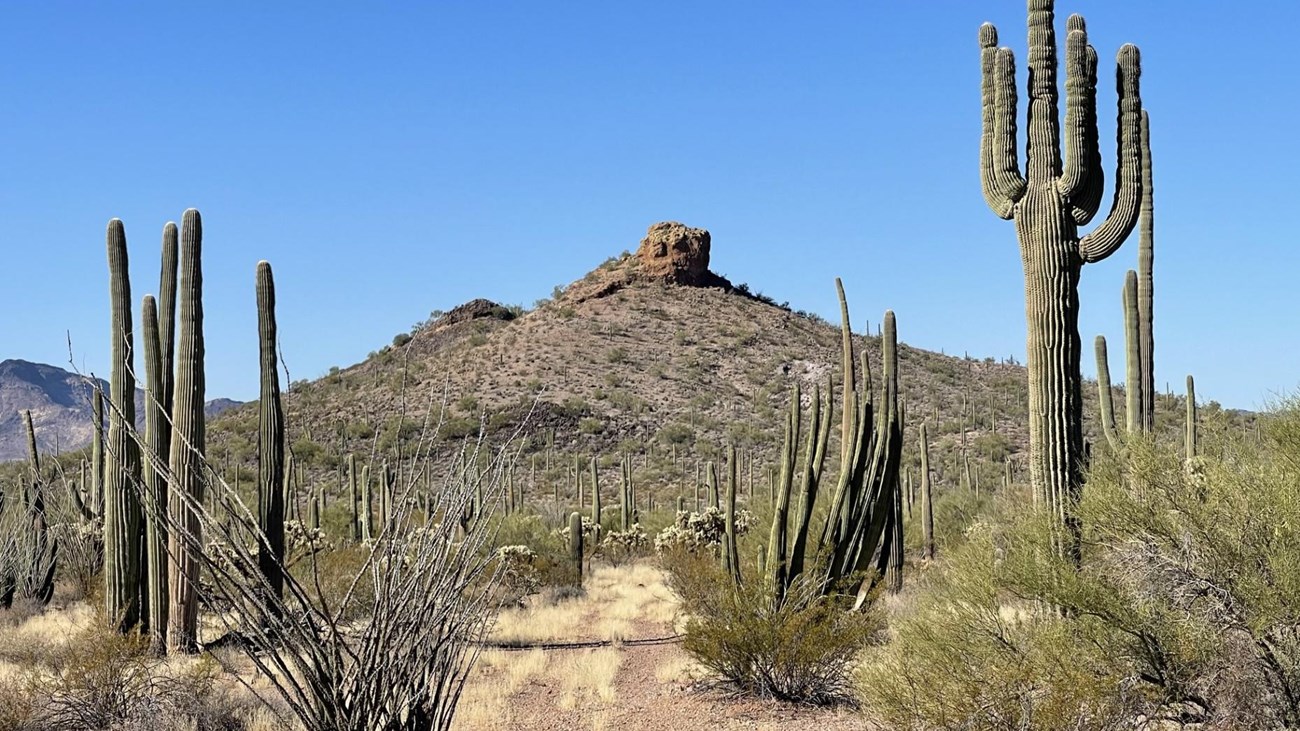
[979,0,1145,523]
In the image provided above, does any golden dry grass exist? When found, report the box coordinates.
[489,561,677,646]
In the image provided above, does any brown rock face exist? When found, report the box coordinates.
[635,222,717,286]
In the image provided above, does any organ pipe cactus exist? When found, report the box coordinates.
[140,296,169,652]
[167,209,206,654]
[105,218,143,632]
[979,1,1146,523]
[361,465,373,541]
[256,261,286,610]
[722,444,741,584]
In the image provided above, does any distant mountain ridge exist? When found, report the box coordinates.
[0,358,241,461]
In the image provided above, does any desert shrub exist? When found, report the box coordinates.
[860,522,1155,730]
[668,552,880,704]
[862,402,1300,729]
[15,623,238,731]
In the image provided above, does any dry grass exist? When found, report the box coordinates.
[489,561,678,646]
[556,648,622,709]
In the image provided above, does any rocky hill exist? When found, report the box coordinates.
[0,359,241,461]
[203,222,1226,507]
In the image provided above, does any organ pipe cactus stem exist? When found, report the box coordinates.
[167,209,206,654]
[706,461,719,509]
[1094,335,1121,452]
[766,382,801,606]
[978,1,1146,527]
[723,444,741,584]
[105,218,143,633]
[786,384,823,585]
[256,261,286,611]
[141,295,170,653]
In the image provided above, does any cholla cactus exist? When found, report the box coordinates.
[599,525,649,566]
[654,507,752,554]
[495,545,541,606]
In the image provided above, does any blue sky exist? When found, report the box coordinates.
[1,2,1293,409]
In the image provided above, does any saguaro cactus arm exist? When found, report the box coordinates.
[979,24,1026,219]
[1078,44,1144,262]
[1123,270,1142,434]
[1060,17,1104,223]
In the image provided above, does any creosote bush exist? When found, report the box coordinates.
[666,549,880,705]
[861,401,1300,729]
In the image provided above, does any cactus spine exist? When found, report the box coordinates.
[979,2,1145,523]
[140,296,169,652]
[105,218,143,632]
[256,261,286,610]
[167,209,206,653]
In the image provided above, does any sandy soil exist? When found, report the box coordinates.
[453,563,872,731]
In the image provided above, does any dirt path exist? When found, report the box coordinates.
[455,591,872,730]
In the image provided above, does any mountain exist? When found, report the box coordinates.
[203,221,1221,504]
[0,359,242,462]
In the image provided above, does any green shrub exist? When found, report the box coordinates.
[667,551,880,704]
[862,401,1300,729]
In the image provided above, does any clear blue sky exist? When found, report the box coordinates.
[1,2,1293,409]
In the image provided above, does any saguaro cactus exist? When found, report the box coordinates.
[979,1,1145,521]
[589,457,601,533]
[567,511,584,584]
[1138,115,1155,433]
[920,422,934,561]
[256,261,286,610]
[1185,375,1198,462]
[1094,335,1121,452]
[1122,270,1142,434]
[105,219,143,632]
[167,209,207,654]
[140,296,169,652]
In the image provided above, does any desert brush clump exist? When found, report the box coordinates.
[860,400,1300,729]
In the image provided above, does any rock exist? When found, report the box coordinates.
[635,222,722,287]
